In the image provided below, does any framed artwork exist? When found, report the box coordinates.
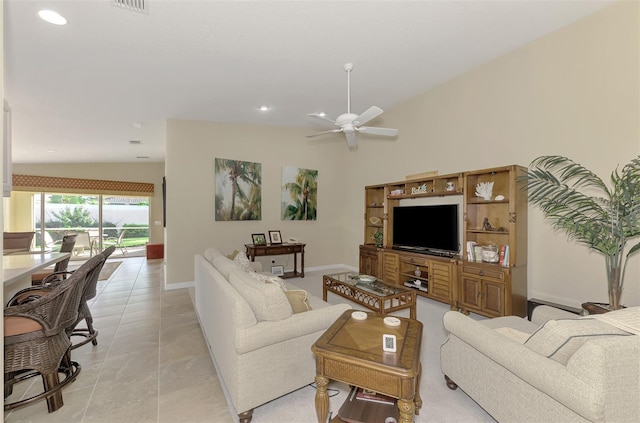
[271,265,284,276]
[282,166,318,220]
[252,233,267,245]
[268,230,282,244]
[215,158,262,221]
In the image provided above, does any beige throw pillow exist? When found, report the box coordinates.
[524,317,631,364]
[285,290,312,314]
[233,251,255,273]
[248,272,288,291]
[228,271,292,322]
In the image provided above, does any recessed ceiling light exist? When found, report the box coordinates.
[259,106,271,112]
[47,149,57,153]
[318,112,326,117]
[38,10,67,25]
[133,122,143,129]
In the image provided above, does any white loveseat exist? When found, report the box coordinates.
[441,305,640,423]
[194,247,351,422]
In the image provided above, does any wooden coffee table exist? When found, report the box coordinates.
[323,272,417,319]
[311,310,423,423]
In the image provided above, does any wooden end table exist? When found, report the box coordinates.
[323,272,417,319]
[311,310,423,423]
[244,242,305,278]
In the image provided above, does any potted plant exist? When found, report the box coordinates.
[372,230,383,248]
[523,155,640,310]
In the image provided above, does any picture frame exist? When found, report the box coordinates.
[382,334,397,352]
[271,265,284,276]
[268,230,282,244]
[252,233,267,245]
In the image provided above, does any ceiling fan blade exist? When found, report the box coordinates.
[308,113,336,125]
[356,126,398,137]
[345,131,358,148]
[306,129,342,138]
[353,106,383,126]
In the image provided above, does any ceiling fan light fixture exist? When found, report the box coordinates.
[38,10,67,25]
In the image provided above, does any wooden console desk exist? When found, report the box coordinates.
[244,243,305,278]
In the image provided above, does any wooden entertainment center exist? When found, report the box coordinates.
[359,165,528,318]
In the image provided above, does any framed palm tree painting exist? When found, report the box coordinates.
[215,158,262,221]
[281,166,317,220]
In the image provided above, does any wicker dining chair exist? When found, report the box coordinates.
[4,254,103,412]
[31,234,77,285]
[39,245,116,349]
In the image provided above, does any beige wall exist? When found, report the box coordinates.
[11,162,166,244]
[166,1,639,308]
[165,119,349,285]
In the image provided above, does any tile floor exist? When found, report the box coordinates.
[4,256,233,423]
[5,258,493,423]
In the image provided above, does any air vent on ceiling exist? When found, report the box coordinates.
[129,140,142,145]
[113,0,149,15]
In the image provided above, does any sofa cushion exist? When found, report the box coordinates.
[248,272,288,291]
[212,255,245,279]
[228,271,292,322]
[524,317,632,364]
[233,251,255,273]
[285,290,312,314]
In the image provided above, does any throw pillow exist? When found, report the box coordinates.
[524,317,632,365]
[228,271,292,322]
[248,272,288,291]
[226,250,240,260]
[285,290,312,314]
[233,251,255,273]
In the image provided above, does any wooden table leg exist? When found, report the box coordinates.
[315,375,329,423]
[414,363,422,414]
[397,397,415,423]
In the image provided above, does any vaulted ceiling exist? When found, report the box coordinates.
[4,0,614,163]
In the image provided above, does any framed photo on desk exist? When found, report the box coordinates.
[252,233,267,245]
[268,230,282,244]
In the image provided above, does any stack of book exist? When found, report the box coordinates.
[337,387,399,423]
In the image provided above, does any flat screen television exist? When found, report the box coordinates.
[392,204,459,257]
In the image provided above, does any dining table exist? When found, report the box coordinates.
[3,252,71,301]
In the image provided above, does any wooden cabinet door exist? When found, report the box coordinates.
[428,260,452,301]
[382,252,399,284]
[483,280,505,317]
[359,250,380,278]
[459,275,482,310]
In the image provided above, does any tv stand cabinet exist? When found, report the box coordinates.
[360,164,527,318]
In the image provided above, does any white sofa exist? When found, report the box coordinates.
[441,305,640,423]
[194,247,351,422]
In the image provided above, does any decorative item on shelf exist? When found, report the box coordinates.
[495,195,505,201]
[446,182,456,191]
[372,229,383,248]
[482,217,506,232]
[414,266,422,277]
[475,181,494,200]
[371,200,377,206]
[481,245,500,263]
[411,183,429,195]
[390,189,404,196]
[524,155,640,310]
[369,216,382,225]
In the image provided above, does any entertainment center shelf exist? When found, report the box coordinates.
[360,164,528,318]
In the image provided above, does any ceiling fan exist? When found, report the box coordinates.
[307,63,398,149]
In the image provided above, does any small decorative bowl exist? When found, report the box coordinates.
[357,275,377,284]
[369,216,382,225]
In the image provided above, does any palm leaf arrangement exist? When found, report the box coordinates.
[524,155,640,309]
